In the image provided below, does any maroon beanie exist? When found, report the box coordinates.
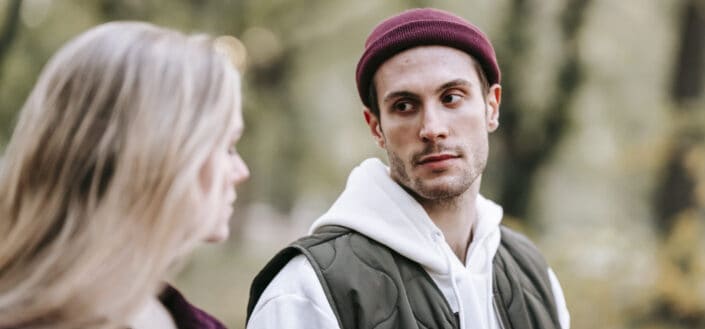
[355,8,501,108]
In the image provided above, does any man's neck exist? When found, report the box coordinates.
[419,189,479,265]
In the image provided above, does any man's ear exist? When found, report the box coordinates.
[363,109,385,149]
[486,84,501,132]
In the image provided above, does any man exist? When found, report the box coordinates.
[247,8,570,329]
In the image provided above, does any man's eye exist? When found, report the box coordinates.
[393,102,413,112]
[442,94,462,104]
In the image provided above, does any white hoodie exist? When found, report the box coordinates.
[248,158,570,329]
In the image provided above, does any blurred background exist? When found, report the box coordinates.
[1,0,704,328]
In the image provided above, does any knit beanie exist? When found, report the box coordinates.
[355,8,500,108]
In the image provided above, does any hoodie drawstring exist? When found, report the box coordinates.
[433,231,466,329]
[449,263,466,329]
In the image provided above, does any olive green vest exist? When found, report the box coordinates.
[247,225,561,329]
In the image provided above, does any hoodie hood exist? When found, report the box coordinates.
[310,158,504,275]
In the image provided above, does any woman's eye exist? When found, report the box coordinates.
[442,94,462,104]
[393,102,413,112]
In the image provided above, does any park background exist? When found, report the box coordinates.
[1,0,704,328]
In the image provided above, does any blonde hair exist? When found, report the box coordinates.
[0,22,241,328]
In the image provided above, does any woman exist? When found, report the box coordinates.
[0,22,248,328]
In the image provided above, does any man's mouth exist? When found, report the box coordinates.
[416,153,459,165]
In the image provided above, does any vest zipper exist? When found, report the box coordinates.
[492,294,511,329]
[431,231,464,328]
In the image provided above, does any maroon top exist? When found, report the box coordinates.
[159,285,228,329]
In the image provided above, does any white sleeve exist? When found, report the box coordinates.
[247,255,340,329]
[547,268,570,329]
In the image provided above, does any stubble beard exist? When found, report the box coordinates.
[386,147,483,209]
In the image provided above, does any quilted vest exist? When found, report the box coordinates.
[247,225,561,329]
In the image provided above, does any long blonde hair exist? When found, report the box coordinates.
[0,22,241,328]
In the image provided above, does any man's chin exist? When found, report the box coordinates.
[411,176,471,200]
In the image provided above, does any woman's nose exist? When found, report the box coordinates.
[231,154,250,185]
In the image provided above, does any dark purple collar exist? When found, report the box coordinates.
[159,285,228,329]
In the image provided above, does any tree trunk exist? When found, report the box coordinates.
[647,0,705,326]
[496,0,592,220]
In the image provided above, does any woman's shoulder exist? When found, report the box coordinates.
[159,284,228,329]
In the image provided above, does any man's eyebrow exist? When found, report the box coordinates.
[382,91,419,104]
[382,79,472,103]
[435,79,472,94]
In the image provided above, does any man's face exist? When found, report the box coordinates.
[365,46,501,202]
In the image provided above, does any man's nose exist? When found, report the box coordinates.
[418,106,448,142]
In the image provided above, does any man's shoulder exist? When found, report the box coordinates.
[494,225,564,328]
[496,224,551,273]
[499,225,543,251]
[292,225,354,249]
[260,254,322,298]
[247,254,341,328]
[247,226,357,318]
[247,249,334,322]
